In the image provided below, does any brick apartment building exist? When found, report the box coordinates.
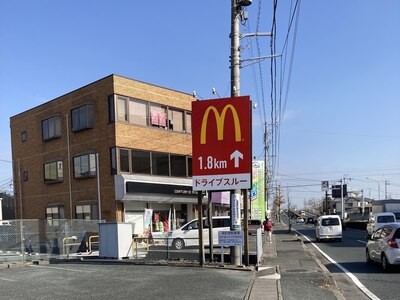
[10,74,200,234]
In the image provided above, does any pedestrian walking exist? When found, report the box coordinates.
[263,218,273,243]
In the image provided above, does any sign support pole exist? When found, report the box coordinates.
[198,191,205,267]
[243,189,249,266]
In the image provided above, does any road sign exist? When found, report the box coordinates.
[218,230,244,246]
[321,181,329,192]
[192,96,252,191]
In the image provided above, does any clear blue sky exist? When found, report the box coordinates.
[1,1,399,209]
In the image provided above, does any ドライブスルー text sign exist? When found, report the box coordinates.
[192,96,251,191]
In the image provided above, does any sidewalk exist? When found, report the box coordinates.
[246,221,343,300]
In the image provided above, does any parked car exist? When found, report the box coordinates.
[392,211,400,222]
[366,212,396,239]
[296,217,304,223]
[366,223,400,271]
[167,216,230,250]
[248,219,263,235]
[315,215,342,242]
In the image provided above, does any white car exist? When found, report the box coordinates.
[315,215,342,242]
[366,223,400,272]
[296,217,304,223]
[366,212,396,239]
[167,216,230,250]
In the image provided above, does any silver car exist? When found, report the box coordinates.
[366,223,400,271]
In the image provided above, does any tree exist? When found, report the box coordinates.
[273,186,285,221]
[303,197,323,215]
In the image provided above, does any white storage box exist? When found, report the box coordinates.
[99,222,133,259]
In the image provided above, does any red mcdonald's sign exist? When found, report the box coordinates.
[191,96,252,191]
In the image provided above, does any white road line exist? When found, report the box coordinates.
[28,265,92,273]
[294,229,380,300]
[357,240,367,244]
[0,277,16,282]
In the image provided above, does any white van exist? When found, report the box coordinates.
[315,215,342,242]
[366,212,396,238]
[167,216,230,250]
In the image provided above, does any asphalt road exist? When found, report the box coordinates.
[0,263,253,300]
[289,215,400,300]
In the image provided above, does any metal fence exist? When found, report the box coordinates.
[130,234,263,265]
[0,219,101,264]
[0,220,263,266]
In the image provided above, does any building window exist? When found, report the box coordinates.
[110,148,117,175]
[21,131,26,142]
[76,203,99,220]
[129,99,148,126]
[170,155,186,177]
[42,116,61,141]
[187,157,192,177]
[23,171,28,181]
[185,113,192,133]
[114,94,191,134]
[116,148,192,178]
[117,96,128,122]
[132,150,151,174]
[150,104,167,128]
[119,149,130,173]
[152,152,169,176]
[74,153,96,178]
[71,104,94,132]
[168,109,184,132]
[46,205,65,225]
[108,95,115,123]
[44,161,63,183]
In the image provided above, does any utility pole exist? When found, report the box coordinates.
[230,0,272,265]
[385,180,390,199]
[230,0,243,266]
[287,186,291,232]
[340,178,343,220]
[264,122,269,213]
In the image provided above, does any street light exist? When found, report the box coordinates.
[366,177,381,200]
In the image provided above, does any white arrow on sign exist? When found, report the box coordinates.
[230,150,243,168]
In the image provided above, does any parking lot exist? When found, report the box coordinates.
[0,262,253,299]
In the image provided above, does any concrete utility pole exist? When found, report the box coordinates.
[385,180,390,199]
[264,122,269,212]
[230,0,242,266]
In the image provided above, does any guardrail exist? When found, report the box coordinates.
[62,236,80,258]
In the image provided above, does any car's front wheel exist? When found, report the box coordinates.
[172,238,185,250]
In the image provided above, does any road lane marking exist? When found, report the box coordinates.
[28,265,92,273]
[293,229,380,300]
[357,240,367,244]
[0,277,16,282]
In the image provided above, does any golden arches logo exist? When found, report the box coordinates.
[200,104,241,144]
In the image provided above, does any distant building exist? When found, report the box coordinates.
[371,199,400,214]
[335,196,373,220]
[0,193,15,220]
[10,74,199,234]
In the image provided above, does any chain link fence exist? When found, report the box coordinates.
[0,219,102,264]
